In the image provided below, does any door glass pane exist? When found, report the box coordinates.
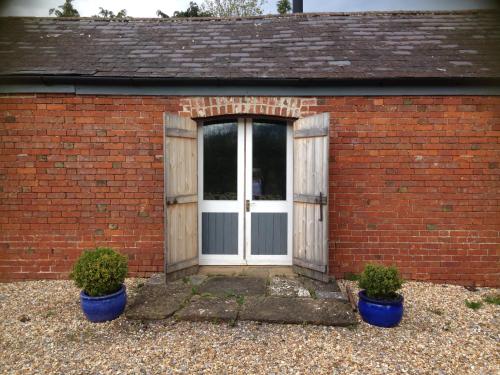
[203,121,238,200]
[252,120,287,200]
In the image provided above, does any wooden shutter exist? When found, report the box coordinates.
[293,113,330,282]
[164,114,198,281]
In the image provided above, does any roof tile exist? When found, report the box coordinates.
[0,11,499,80]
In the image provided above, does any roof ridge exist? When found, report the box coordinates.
[0,9,497,22]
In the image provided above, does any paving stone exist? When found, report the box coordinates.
[316,291,348,301]
[188,274,208,286]
[125,281,191,320]
[269,276,311,297]
[299,276,347,300]
[176,295,239,322]
[197,276,267,297]
[239,296,357,326]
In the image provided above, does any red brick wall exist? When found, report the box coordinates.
[322,97,499,287]
[1,94,499,286]
[0,95,181,280]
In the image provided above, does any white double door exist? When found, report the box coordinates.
[198,118,293,265]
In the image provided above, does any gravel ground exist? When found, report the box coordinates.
[0,278,498,374]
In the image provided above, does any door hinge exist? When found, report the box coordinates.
[319,192,324,222]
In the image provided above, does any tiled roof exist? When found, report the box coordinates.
[0,11,499,80]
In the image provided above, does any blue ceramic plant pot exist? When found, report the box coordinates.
[358,290,403,328]
[80,285,127,323]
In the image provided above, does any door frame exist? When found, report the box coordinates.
[244,119,293,265]
[197,118,245,265]
[197,117,293,266]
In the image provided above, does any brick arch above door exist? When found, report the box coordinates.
[179,97,319,119]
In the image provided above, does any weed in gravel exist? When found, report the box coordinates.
[483,294,500,306]
[43,310,56,318]
[427,308,444,316]
[201,292,214,298]
[191,286,199,295]
[465,300,483,310]
[182,276,190,285]
[65,327,93,343]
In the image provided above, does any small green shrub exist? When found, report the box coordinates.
[358,263,403,300]
[465,300,483,310]
[483,294,500,306]
[70,247,128,297]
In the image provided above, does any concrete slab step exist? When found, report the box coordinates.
[175,295,239,323]
[125,281,191,320]
[126,274,356,326]
[239,296,357,326]
[197,276,267,297]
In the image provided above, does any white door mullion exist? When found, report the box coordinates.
[245,118,293,265]
[237,118,246,262]
[198,119,246,265]
[244,118,252,262]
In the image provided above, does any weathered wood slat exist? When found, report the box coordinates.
[293,258,327,272]
[164,113,198,278]
[166,257,199,273]
[292,265,330,283]
[292,113,330,282]
[294,126,328,139]
[165,127,197,139]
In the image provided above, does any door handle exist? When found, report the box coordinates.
[246,200,250,212]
